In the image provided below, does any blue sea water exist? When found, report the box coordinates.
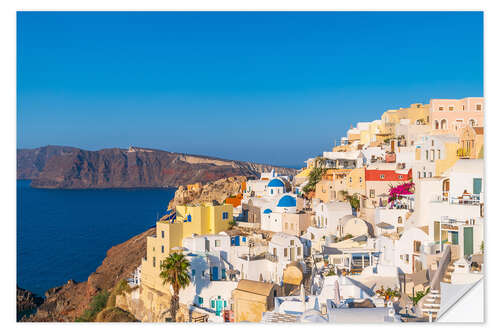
[17,180,175,296]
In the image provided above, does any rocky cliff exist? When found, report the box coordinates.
[17,286,44,321]
[17,146,297,189]
[167,176,246,210]
[22,227,155,322]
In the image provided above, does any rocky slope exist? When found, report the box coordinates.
[17,146,297,189]
[22,227,155,322]
[167,176,246,210]
[17,286,44,321]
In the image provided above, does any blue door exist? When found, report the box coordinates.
[216,299,223,316]
[212,266,219,281]
[473,178,482,195]
[235,236,240,246]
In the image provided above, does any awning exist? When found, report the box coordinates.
[322,246,343,255]
[376,222,394,229]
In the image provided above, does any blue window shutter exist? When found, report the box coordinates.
[198,296,203,304]
[211,300,215,308]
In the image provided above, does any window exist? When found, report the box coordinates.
[431,149,435,161]
[370,189,375,198]
[192,269,196,277]
[290,240,295,246]
[426,150,429,160]
[405,254,409,263]
[359,177,362,183]
[161,245,164,253]
[429,172,432,178]
[449,106,454,111]
[215,240,221,247]
[297,247,302,256]
[476,104,482,111]
[284,248,288,257]
[222,212,229,220]
[462,105,465,111]
[349,177,352,183]
[380,174,385,180]
[273,248,277,256]
[438,106,444,111]
[285,223,288,230]
[211,300,215,308]
[153,257,156,268]
[431,140,434,146]
[198,296,203,305]
[187,214,192,222]
[270,189,273,195]
[438,150,441,159]
[423,172,426,178]
[161,231,165,238]
[242,237,246,242]
[398,216,403,224]
[418,171,421,179]
[398,175,403,180]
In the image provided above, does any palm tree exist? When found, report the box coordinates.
[159,252,191,322]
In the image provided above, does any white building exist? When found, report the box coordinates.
[413,135,459,179]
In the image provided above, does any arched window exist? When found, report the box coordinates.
[434,120,439,129]
[469,119,476,127]
[440,119,447,130]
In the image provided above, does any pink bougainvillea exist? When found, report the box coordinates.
[388,182,414,203]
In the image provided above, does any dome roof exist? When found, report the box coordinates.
[263,208,272,214]
[268,178,285,187]
[277,195,297,207]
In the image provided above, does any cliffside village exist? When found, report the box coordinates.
[116,97,485,323]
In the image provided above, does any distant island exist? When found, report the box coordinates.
[17,145,297,189]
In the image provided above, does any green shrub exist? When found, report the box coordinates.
[75,291,110,322]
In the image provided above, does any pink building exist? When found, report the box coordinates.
[430,97,484,136]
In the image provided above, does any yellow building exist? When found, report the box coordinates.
[232,280,280,322]
[381,103,430,137]
[141,202,233,293]
[346,167,366,195]
[435,142,460,176]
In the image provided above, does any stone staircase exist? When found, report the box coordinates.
[442,260,456,283]
[421,289,441,322]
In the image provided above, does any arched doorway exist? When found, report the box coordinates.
[440,119,447,130]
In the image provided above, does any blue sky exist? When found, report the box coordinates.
[17,11,483,167]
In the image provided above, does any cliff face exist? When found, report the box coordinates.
[17,146,297,189]
[22,227,155,322]
[167,176,246,210]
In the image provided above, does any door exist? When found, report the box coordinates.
[215,299,223,316]
[235,236,240,246]
[212,266,219,281]
[451,231,459,245]
[473,178,482,195]
[464,227,474,257]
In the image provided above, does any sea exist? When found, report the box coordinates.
[16,180,176,296]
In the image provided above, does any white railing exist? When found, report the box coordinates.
[433,193,481,205]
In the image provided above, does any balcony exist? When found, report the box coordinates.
[433,193,481,206]
[240,252,278,263]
